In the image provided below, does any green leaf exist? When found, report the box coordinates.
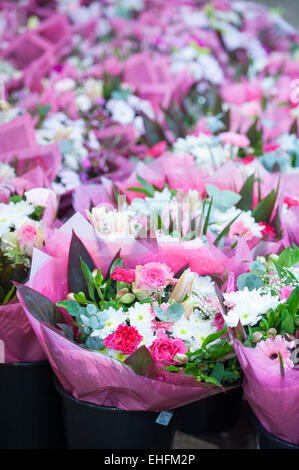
[80,258,96,302]
[249,261,267,277]
[105,249,121,281]
[236,174,255,211]
[17,284,65,325]
[237,273,262,291]
[57,324,74,340]
[213,212,241,246]
[136,174,156,198]
[279,352,285,378]
[252,183,279,223]
[68,231,96,297]
[141,113,165,146]
[56,300,81,318]
[203,197,213,236]
[277,244,299,268]
[206,184,241,211]
[154,304,184,322]
[281,315,295,335]
[285,286,299,316]
[124,346,157,377]
[85,336,104,350]
[202,327,227,349]
[210,362,224,383]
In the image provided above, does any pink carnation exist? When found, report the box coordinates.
[256,336,294,369]
[284,196,299,209]
[219,132,250,148]
[148,141,167,158]
[104,324,143,354]
[150,331,188,366]
[258,222,276,239]
[135,262,175,292]
[111,266,136,283]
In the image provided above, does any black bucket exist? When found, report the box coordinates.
[254,416,299,450]
[54,378,177,449]
[0,361,65,449]
[177,385,243,436]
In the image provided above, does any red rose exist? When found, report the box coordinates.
[104,324,142,354]
[111,266,136,283]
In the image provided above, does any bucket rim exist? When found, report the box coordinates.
[0,359,48,369]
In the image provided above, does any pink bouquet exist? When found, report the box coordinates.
[16,221,242,411]
[219,245,299,445]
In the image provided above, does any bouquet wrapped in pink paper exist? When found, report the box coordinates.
[219,245,299,445]
[0,186,58,363]
[16,221,242,411]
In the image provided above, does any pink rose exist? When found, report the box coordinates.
[17,221,43,256]
[150,331,187,366]
[219,132,250,148]
[104,324,143,354]
[111,266,136,283]
[135,262,175,292]
[281,286,294,301]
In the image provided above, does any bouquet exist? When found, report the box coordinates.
[219,244,299,445]
[16,228,242,411]
[0,185,58,363]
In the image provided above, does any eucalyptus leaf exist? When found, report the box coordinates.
[206,184,241,211]
[85,336,104,350]
[237,273,262,291]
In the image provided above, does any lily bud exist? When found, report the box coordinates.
[170,269,195,303]
[182,298,194,319]
[252,331,263,343]
[267,328,277,339]
[65,292,76,301]
[132,288,150,301]
[120,293,135,304]
[174,353,188,364]
[115,288,129,300]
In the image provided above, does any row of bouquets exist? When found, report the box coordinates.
[1,211,298,446]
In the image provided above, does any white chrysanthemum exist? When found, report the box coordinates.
[127,302,153,326]
[172,316,195,342]
[189,319,218,352]
[106,99,135,125]
[91,307,126,338]
[211,206,263,239]
[0,204,13,237]
[0,163,15,183]
[223,288,280,327]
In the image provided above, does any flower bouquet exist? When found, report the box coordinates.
[219,244,299,447]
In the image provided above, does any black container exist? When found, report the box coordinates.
[177,385,243,436]
[54,378,177,449]
[254,416,299,450]
[0,361,65,449]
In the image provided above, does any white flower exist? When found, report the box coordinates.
[127,303,153,328]
[106,99,135,125]
[0,163,15,184]
[172,316,195,342]
[223,288,280,327]
[75,94,92,112]
[91,307,126,338]
[189,319,218,352]
[54,78,76,94]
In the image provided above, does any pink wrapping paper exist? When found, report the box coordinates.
[18,249,237,411]
[234,341,299,445]
[0,303,45,363]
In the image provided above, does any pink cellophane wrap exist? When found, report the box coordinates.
[17,214,242,411]
[0,302,45,363]
[234,340,299,445]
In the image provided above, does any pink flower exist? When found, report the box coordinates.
[25,188,57,208]
[135,262,175,293]
[229,220,254,241]
[111,266,136,283]
[284,196,299,209]
[148,141,167,158]
[150,331,188,366]
[258,222,276,239]
[264,142,280,153]
[241,156,255,165]
[256,336,294,369]
[213,313,225,332]
[17,221,43,256]
[219,132,250,148]
[281,286,294,301]
[104,324,143,354]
